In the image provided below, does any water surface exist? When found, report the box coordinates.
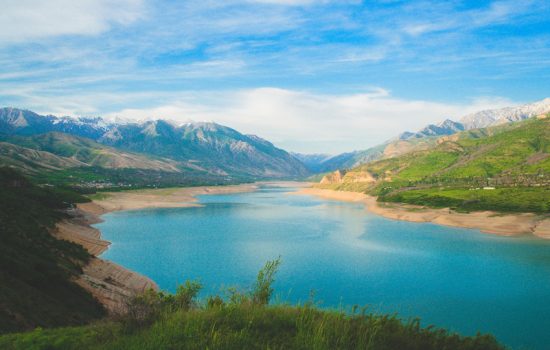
[97,185,550,349]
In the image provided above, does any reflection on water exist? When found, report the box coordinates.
[97,185,550,350]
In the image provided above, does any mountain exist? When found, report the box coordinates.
[100,121,308,178]
[399,98,550,140]
[291,153,333,172]
[0,108,309,180]
[398,119,465,140]
[308,98,550,174]
[319,115,550,213]
[0,108,109,139]
[0,131,223,188]
[460,97,550,129]
[0,132,181,172]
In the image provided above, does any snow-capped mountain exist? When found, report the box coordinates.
[398,98,550,140]
[0,107,309,179]
[459,97,550,129]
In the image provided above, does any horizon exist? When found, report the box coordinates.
[2,97,549,156]
[1,1,549,153]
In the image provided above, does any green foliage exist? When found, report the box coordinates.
[251,257,281,305]
[0,304,504,350]
[173,281,203,311]
[336,118,550,212]
[380,187,550,213]
[0,167,104,333]
[32,166,248,191]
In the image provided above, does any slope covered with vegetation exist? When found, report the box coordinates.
[0,132,245,190]
[320,116,549,212]
[0,168,105,333]
[0,260,504,350]
[0,132,180,171]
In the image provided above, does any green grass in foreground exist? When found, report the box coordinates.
[380,187,550,213]
[0,259,505,350]
[0,306,504,350]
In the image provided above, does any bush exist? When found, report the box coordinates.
[251,257,281,306]
[173,280,202,311]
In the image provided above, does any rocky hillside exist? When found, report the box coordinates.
[0,108,309,180]
[0,168,105,333]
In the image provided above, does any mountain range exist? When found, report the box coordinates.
[0,108,308,183]
[0,97,548,186]
[304,97,550,172]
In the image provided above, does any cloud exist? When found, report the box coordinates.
[94,88,517,154]
[0,0,144,43]
[246,0,320,5]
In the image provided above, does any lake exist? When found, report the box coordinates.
[96,185,550,349]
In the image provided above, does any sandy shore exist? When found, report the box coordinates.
[295,187,550,239]
[52,183,258,313]
[82,183,259,214]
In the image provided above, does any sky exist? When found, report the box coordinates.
[0,0,549,154]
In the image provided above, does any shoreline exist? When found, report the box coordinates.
[53,183,259,313]
[294,187,550,239]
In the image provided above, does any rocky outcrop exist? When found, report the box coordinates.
[342,171,376,183]
[53,206,158,314]
[320,170,345,184]
[76,258,157,314]
[320,169,377,185]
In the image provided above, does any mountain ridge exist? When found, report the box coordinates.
[0,108,309,180]
[304,97,550,173]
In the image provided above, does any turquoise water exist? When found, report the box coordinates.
[97,185,550,349]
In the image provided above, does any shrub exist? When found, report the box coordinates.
[173,280,202,311]
[251,257,281,306]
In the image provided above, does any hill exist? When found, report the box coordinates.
[319,115,550,213]
[0,132,231,189]
[0,108,309,180]
[0,132,180,173]
[0,168,105,333]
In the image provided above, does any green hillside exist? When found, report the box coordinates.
[0,133,244,190]
[0,132,181,172]
[321,116,549,212]
[0,168,105,333]
[0,261,503,350]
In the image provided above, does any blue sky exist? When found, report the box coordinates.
[0,0,549,153]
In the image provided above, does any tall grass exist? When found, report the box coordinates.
[0,259,505,350]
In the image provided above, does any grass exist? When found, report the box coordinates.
[380,187,550,213]
[328,117,550,213]
[0,306,504,350]
[0,260,505,350]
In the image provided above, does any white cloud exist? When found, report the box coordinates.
[247,0,314,4]
[99,88,517,154]
[0,0,144,43]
